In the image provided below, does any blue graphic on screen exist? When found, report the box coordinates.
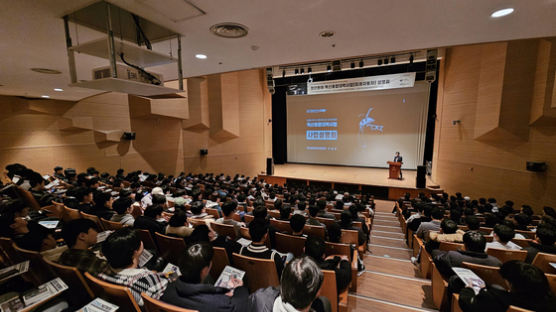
[306,130,337,140]
[359,107,383,133]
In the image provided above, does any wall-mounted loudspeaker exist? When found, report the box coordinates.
[200,149,208,156]
[266,67,275,95]
[416,165,426,188]
[122,132,136,140]
[266,157,274,175]
[425,49,437,83]
[526,161,547,172]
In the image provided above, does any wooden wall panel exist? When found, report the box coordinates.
[182,77,210,130]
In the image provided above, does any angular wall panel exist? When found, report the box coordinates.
[182,77,210,131]
[208,72,240,140]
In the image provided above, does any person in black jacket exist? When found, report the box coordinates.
[305,236,351,293]
[161,243,249,312]
[134,205,166,235]
[458,260,556,312]
[524,224,556,263]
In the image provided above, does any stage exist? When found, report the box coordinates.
[258,163,441,200]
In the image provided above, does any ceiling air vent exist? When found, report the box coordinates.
[210,23,249,38]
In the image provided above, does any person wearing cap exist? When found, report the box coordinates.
[53,166,64,180]
[141,187,164,208]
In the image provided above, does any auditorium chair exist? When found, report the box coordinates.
[303,224,326,238]
[232,213,242,222]
[0,236,18,265]
[270,219,292,233]
[511,238,532,249]
[62,206,82,222]
[340,229,358,245]
[12,243,55,286]
[211,222,237,240]
[414,235,432,279]
[546,273,556,294]
[100,218,124,231]
[324,241,359,292]
[531,252,556,274]
[43,258,94,307]
[84,272,141,312]
[15,186,41,211]
[232,253,280,293]
[154,232,187,265]
[244,214,254,223]
[439,242,463,252]
[506,306,534,312]
[478,227,493,235]
[486,248,527,262]
[316,217,336,227]
[205,208,220,219]
[141,293,198,312]
[239,226,251,239]
[483,235,494,242]
[431,262,449,310]
[41,204,64,219]
[268,210,281,219]
[514,230,535,239]
[245,206,254,213]
[462,262,508,290]
[188,218,207,227]
[321,269,348,312]
[451,294,463,312]
[136,229,158,251]
[210,247,230,280]
[275,232,306,257]
[80,211,105,232]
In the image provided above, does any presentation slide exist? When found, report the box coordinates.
[286,82,429,169]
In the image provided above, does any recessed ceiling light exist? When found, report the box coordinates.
[491,8,514,18]
[54,88,64,92]
[31,68,61,74]
[319,31,335,38]
[41,95,50,98]
[210,23,249,38]
[195,54,207,59]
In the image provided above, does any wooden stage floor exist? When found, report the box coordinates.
[273,163,419,189]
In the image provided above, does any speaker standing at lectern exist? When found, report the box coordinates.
[393,152,403,179]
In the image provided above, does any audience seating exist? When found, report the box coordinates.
[231,213,242,222]
[511,238,532,249]
[84,272,141,312]
[461,262,508,290]
[439,242,463,252]
[316,217,336,227]
[239,226,251,239]
[324,242,359,292]
[136,229,158,251]
[340,229,358,245]
[514,230,535,239]
[141,293,198,312]
[100,218,124,231]
[414,235,432,278]
[205,208,220,219]
[0,236,17,265]
[486,248,527,262]
[431,262,449,310]
[154,232,187,265]
[268,210,281,219]
[506,306,534,312]
[43,257,94,307]
[244,214,254,223]
[451,294,463,312]
[41,204,64,219]
[62,206,82,222]
[303,224,326,238]
[321,269,348,312]
[275,232,306,257]
[232,253,280,293]
[270,219,291,233]
[546,273,556,295]
[531,252,556,274]
[188,218,207,227]
[211,222,237,240]
[12,243,54,285]
[80,211,105,232]
[210,247,230,281]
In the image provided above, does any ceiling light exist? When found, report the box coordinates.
[210,23,249,38]
[41,95,50,98]
[195,54,207,59]
[31,68,61,74]
[491,8,514,18]
[54,88,64,92]
[319,30,335,38]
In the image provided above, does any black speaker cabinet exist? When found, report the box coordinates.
[200,149,208,156]
[526,161,547,172]
[416,165,426,188]
[266,158,274,175]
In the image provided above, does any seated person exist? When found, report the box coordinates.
[215,201,245,238]
[513,213,532,231]
[98,228,168,306]
[249,256,331,312]
[433,231,502,279]
[293,201,308,216]
[161,243,248,312]
[134,204,166,235]
[524,224,556,263]
[189,201,214,220]
[91,191,115,221]
[75,187,95,214]
[307,205,325,227]
[152,193,168,211]
[58,219,108,275]
[464,215,481,231]
[486,224,522,250]
[316,199,335,219]
[289,214,306,237]
[165,209,193,238]
[28,171,54,207]
[327,223,342,243]
[458,260,556,312]
[305,236,351,293]
[279,205,292,221]
[239,219,284,278]
[426,219,464,253]
[110,197,135,226]
[408,204,432,232]
[338,211,366,246]
[416,207,444,240]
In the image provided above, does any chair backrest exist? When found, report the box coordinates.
[531,252,556,274]
[268,210,281,219]
[462,262,507,289]
[136,229,157,251]
[240,226,251,239]
[232,213,242,222]
[210,247,230,280]
[486,248,527,262]
[43,257,94,306]
[142,293,198,312]
[63,206,82,222]
[80,211,105,232]
[84,272,141,312]
[244,214,254,223]
[205,208,220,219]
[232,253,280,293]
[303,225,325,239]
[546,273,556,295]
[154,232,186,264]
[188,218,208,227]
[478,227,493,235]
[15,186,41,211]
[506,306,534,312]
[0,236,17,265]
[514,230,535,239]
[324,242,352,260]
[41,204,64,219]
[270,219,291,233]
[511,238,532,249]
[340,229,358,245]
[101,218,124,231]
[211,222,237,240]
[321,269,338,312]
[439,242,463,252]
[12,243,54,285]
[316,217,336,227]
[275,232,306,257]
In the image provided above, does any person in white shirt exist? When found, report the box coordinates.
[486,224,522,251]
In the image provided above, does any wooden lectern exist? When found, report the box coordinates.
[387,161,402,179]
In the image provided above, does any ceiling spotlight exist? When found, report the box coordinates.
[282,70,286,78]
[378,59,382,66]
[294,68,299,75]
[308,67,312,73]
[41,95,50,98]
[390,56,396,64]
[359,60,364,68]
[409,54,414,64]
[350,62,355,69]
[300,68,305,74]
[210,22,249,38]
[54,88,64,92]
[319,30,335,38]
[326,65,332,72]
[195,54,207,59]
[384,58,389,65]
[491,8,514,18]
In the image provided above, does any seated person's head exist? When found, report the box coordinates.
[544,206,556,218]
[535,224,556,246]
[253,206,268,220]
[308,205,319,218]
[463,231,486,252]
[102,228,142,269]
[248,219,268,243]
[316,199,327,211]
[62,219,98,249]
[0,200,31,237]
[274,199,283,210]
[190,201,205,215]
[94,191,113,210]
[521,205,534,216]
[144,205,163,219]
[290,214,306,234]
[327,223,342,243]
[169,209,188,227]
[280,206,292,220]
[423,205,433,218]
[152,194,167,207]
[340,210,352,227]
[431,207,445,220]
[75,187,93,203]
[179,243,214,284]
[188,224,212,244]
[513,213,531,229]
[465,215,480,231]
[484,213,499,228]
[280,256,324,310]
[221,201,237,217]
[29,171,46,189]
[304,236,326,262]
[297,201,306,211]
[336,200,344,210]
[493,224,515,244]
[500,260,551,297]
[112,197,133,215]
[441,219,458,234]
